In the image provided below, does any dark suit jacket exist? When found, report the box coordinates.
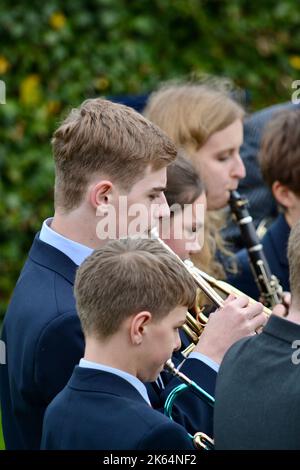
[0,235,84,450]
[227,213,290,300]
[0,234,216,449]
[41,367,195,450]
[214,314,300,449]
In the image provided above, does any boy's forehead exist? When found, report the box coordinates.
[135,165,167,190]
[169,305,188,322]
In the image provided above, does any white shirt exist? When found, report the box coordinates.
[39,218,93,266]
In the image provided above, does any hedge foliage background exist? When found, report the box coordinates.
[1,0,300,319]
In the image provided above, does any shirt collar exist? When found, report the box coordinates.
[39,218,93,266]
[79,358,151,406]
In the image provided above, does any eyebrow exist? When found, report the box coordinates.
[149,187,166,192]
[216,147,235,154]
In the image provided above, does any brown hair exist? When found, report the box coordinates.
[164,152,225,276]
[52,98,177,211]
[74,237,197,339]
[144,81,243,277]
[165,150,205,210]
[288,219,300,303]
[259,108,300,196]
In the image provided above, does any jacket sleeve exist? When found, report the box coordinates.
[137,420,195,450]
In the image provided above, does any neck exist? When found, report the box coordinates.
[84,335,138,376]
[285,301,300,325]
[51,206,105,249]
[285,209,299,228]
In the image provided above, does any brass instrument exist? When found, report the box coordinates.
[150,229,224,307]
[151,228,271,356]
[164,359,214,450]
[181,262,272,356]
[191,264,272,317]
[151,228,224,355]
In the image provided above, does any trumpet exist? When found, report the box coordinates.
[151,228,271,356]
[164,359,214,450]
[181,262,272,356]
[188,263,272,317]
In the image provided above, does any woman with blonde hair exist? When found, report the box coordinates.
[144,81,246,277]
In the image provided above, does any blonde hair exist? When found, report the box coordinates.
[144,81,244,155]
[144,81,244,277]
[53,98,177,211]
[74,238,197,339]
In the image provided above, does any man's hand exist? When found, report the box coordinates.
[193,294,266,364]
[272,291,291,318]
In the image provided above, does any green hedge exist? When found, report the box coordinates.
[1,0,300,318]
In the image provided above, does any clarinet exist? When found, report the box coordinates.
[229,190,283,308]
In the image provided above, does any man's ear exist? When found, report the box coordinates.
[130,311,152,346]
[272,181,294,209]
[89,180,114,210]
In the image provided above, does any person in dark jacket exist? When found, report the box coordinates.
[41,237,200,450]
[214,219,300,450]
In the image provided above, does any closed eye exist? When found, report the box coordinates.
[149,194,160,201]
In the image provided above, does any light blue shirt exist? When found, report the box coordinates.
[39,218,219,374]
[39,218,93,266]
[79,358,151,406]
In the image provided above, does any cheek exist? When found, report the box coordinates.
[198,161,220,189]
[155,330,174,356]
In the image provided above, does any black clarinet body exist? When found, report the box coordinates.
[229,190,283,308]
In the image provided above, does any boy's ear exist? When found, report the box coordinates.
[130,311,152,345]
[272,181,294,209]
[89,180,114,210]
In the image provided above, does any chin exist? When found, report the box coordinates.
[147,373,161,383]
[140,369,162,383]
[208,200,227,211]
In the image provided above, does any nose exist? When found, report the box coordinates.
[231,153,246,180]
[157,192,170,219]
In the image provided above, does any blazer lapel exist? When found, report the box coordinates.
[28,233,78,285]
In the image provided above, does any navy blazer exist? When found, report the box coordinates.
[0,235,84,450]
[41,367,194,450]
[0,234,216,449]
[227,213,290,300]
